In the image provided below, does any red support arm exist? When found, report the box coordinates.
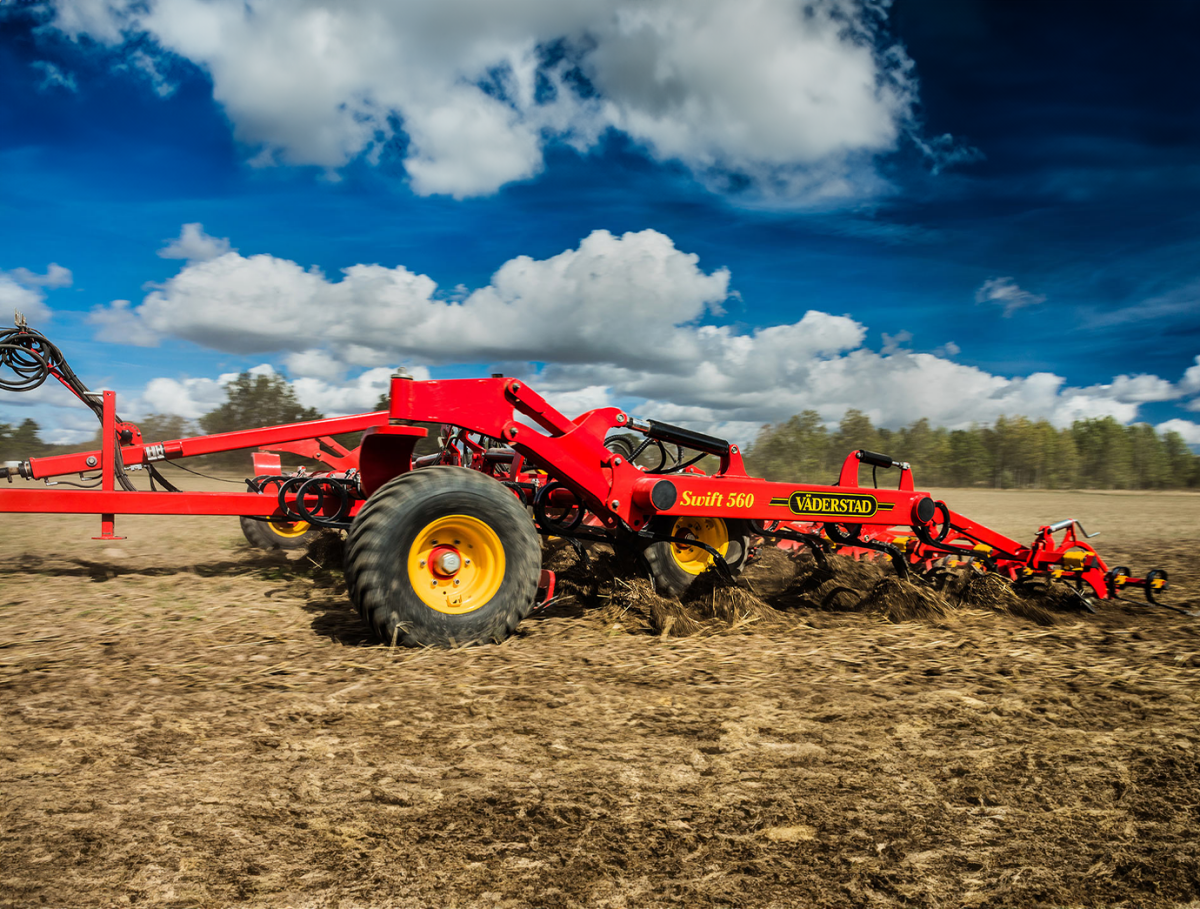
[23,411,389,480]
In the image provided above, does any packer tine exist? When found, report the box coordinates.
[0,321,1185,647]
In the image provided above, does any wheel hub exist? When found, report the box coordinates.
[430,546,462,577]
[408,514,505,614]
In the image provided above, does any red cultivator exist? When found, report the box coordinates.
[1,320,1183,647]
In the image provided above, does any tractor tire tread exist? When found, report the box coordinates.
[239,514,313,551]
[345,466,540,647]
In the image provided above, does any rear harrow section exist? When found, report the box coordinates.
[0,319,1188,650]
[777,505,1179,614]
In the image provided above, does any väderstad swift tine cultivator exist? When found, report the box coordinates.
[0,319,1182,647]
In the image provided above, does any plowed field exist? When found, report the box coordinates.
[2,488,1199,908]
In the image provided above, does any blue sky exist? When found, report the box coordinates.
[2,0,1199,447]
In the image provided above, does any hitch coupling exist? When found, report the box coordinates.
[3,461,31,482]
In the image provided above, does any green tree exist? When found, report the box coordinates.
[1128,423,1169,489]
[1044,428,1081,489]
[894,418,950,485]
[1072,417,1135,489]
[0,418,45,461]
[946,428,991,487]
[194,373,322,470]
[744,410,829,482]
[136,413,197,443]
[833,409,879,457]
[201,372,322,435]
[1162,430,1196,487]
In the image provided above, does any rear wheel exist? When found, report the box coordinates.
[240,515,314,551]
[344,466,541,647]
[642,515,752,598]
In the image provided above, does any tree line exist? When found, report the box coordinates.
[4,375,1199,488]
[744,410,1200,489]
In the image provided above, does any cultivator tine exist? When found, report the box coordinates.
[641,530,739,585]
[1069,588,1099,614]
[841,536,910,579]
[764,527,831,571]
[567,537,591,567]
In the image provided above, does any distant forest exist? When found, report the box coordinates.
[4,382,1199,489]
[744,411,1200,489]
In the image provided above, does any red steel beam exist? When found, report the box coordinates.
[0,489,303,516]
[23,410,390,480]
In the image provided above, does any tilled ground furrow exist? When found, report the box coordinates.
[1,505,1199,907]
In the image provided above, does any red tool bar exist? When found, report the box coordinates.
[25,410,389,480]
[0,489,312,517]
[631,474,932,525]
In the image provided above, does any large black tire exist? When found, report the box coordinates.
[344,466,541,647]
[240,515,315,551]
[642,516,752,598]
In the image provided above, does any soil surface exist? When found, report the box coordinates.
[2,489,1200,908]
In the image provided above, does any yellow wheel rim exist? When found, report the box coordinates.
[268,519,310,538]
[669,516,730,575]
[408,515,505,615]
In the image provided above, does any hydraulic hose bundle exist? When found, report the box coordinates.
[1,316,137,489]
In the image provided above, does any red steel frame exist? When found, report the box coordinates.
[3,376,935,534]
[1,391,403,537]
[368,375,938,530]
[0,374,1170,604]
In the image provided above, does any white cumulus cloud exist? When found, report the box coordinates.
[158,223,232,262]
[0,263,74,323]
[80,228,1200,444]
[1179,355,1200,398]
[133,363,428,422]
[46,0,926,202]
[140,374,230,420]
[1079,373,1181,405]
[1156,418,1200,446]
[88,228,733,368]
[10,263,73,288]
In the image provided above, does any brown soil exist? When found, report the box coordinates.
[2,495,1200,908]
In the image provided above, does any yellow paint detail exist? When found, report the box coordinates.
[973,543,993,554]
[669,516,730,576]
[681,490,757,509]
[1061,551,1087,569]
[408,515,505,615]
[268,519,311,539]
